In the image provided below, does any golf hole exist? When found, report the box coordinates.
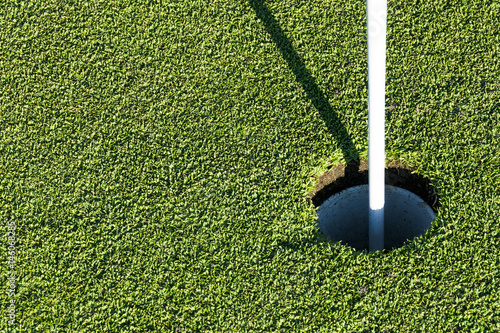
[308,160,440,252]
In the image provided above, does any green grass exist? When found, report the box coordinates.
[1,0,499,331]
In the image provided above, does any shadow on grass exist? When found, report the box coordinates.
[248,0,360,172]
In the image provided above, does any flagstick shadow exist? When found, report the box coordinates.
[248,0,360,172]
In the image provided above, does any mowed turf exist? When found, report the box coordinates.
[1,0,499,331]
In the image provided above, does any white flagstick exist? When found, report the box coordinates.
[367,0,387,252]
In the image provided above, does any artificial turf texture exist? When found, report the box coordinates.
[1,0,499,331]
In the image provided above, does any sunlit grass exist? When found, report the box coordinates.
[0,0,499,331]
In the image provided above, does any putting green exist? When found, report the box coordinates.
[1,0,499,331]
